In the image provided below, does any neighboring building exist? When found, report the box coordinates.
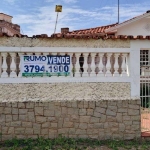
[0,13,21,37]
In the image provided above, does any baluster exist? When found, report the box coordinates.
[69,53,73,77]
[10,53,17,78]
[1,53,8,78]
[75,53,81,77]
[83,53,89,77]
[0,53,2,76]
[87,54,91,76]
[113,53,119,76]
[105,53,112,76]
[18,53,23,77]
[98,53,104,76]
[90,53,96,77]
[95,54,99,76]
[71,53,76,77]
[122,53,128,76]
[102,54,107,76]
[126,54,129,76]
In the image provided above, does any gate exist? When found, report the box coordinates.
[140,50,150,136]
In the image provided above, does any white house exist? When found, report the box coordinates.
[0,11,150,140]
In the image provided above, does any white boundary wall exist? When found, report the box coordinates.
[0,40,149,99]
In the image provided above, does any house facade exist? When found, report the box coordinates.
[0,11,150,140]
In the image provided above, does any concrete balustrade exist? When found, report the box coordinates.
[0,51,130,78]
[0,47,140,98]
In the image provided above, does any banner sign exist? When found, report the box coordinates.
[21,55,71,77]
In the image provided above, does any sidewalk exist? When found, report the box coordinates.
[141,109,150,137]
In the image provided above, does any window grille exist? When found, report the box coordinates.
[140,50,150,108]
[140,50,150,133]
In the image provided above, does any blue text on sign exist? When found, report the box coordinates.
[47,56,70,65]
[24,55,70,65]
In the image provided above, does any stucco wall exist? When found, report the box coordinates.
[0,99,141,141]
[0,37,130,47]
[116,18,150,36]
[0,83,130,102]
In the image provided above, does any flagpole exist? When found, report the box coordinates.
[54,12,59,34]
[54,5,62,34]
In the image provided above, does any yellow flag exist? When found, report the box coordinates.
[55,5,62,12]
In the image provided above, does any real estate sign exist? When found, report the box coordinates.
[21,55,71,77]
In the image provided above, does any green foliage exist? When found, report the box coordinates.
[0,135,150,150]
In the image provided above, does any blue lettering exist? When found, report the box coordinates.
[34,56,46,61]
[34,56,40,61]
[66,57,70,64]
[24,56,47,62]
[53,57,56,63]
[47,56,70,65]
[41,56,46,61]
[62,57,65,63]
[47,56,53,65]
[57,57,61,64]
[30,56,34,61]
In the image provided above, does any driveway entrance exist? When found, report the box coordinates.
[140,50,150,137]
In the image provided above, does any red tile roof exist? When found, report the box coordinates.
[51,23,118,39]
[66,23,118,35]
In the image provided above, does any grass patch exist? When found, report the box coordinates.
[0,135,150,150]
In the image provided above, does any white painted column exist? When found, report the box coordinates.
[1,53,8,78]
[75,53,81,77]
[113,53,119,76]
[121,53,128,77]
[98,53,104,76]
[83,53,89,77]
[130,48,140,98]
[105,53,112,76]
[10,53,17,78]
[90,53,96,77]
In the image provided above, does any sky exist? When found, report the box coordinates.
[1,0,150,36]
